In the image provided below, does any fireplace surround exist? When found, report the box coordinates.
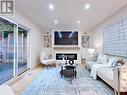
[52,47,81,64]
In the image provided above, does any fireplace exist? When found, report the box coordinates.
[56,53,77,60]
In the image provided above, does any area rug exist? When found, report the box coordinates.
[22,66,114,95]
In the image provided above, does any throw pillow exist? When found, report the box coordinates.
[101,55,108,64]
[111,61,117,69]
[96,54,107,64]
[111,62,123,70]
[112,60,125,70]
[43,52,52,60]
[41,52,46,59]
[108,58,117,67]
[96,54,103,63]
[44,55,48,60]
[44,53,49,60]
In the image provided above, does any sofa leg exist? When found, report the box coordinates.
[114,89,121,95]
[114,90,117,95]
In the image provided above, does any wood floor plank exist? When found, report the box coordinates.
[9,65,44,95]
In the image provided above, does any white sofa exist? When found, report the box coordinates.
[86,60,114,87]
[86,57,127,94]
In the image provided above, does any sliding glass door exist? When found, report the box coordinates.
[18,26,29,75]
[0,18,16,84]
[0,17,30,85]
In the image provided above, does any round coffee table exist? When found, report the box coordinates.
[59,63,78,78]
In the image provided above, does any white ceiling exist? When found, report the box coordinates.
[16,0,127,30]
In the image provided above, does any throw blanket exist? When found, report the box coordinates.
[90,64,111,79]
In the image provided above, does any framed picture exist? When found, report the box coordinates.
[81,33,89,48]
[43,34,52,48]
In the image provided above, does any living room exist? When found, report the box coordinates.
[0,0,127,95]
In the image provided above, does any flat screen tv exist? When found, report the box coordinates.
[54,31,78,45]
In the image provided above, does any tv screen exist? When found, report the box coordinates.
[54,31,78,45]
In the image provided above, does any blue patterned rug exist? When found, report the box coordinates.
[22,67,114,95]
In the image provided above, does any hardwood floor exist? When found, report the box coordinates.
[9,65,44,95]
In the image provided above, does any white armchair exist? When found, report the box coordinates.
[40,52,56,68]
[0,85,15,95]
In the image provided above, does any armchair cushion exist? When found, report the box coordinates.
[41,59,56,65]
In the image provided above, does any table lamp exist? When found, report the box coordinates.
[88,48,95,56]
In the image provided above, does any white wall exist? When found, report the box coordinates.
[3,10,44,69]
[91,6,127,55]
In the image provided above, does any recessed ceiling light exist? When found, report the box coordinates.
[77,20,80,24]
[54,20,58,24]
[84,4,90,10]
[49,4,54,10]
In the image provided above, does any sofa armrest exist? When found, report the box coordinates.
[86,61,99,70]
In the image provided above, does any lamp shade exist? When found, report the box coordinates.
[88,48,95,55]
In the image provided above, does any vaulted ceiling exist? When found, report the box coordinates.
[16,0,127,30]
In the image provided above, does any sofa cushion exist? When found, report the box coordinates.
[97,67,114,88]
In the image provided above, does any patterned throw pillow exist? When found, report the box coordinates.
[112,60,124,70]
[96,54,103,63]
[108,58,117,67]
[44,53,52,60]
[96,54,108,64]
[101,55,108,64]
[44,54,48,60]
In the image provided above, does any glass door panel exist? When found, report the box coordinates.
[0,17,30,84]
[18,26,28,75]
[0,18,15,84]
